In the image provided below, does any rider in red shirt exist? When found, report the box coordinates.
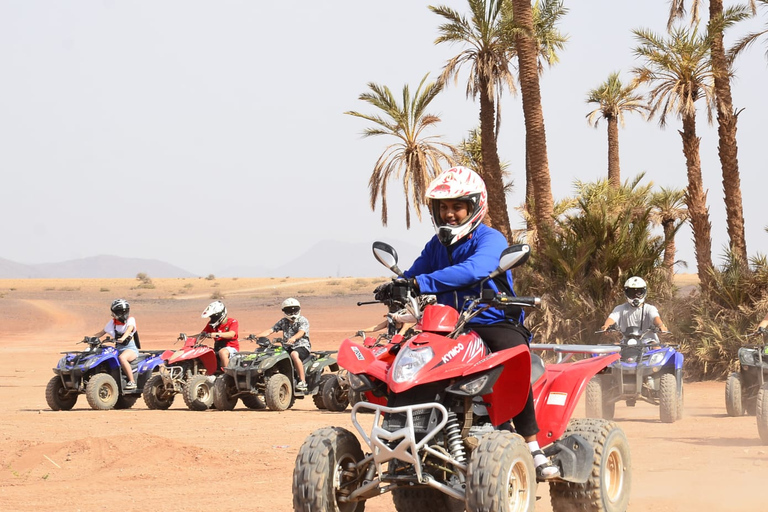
[200,301,239,367]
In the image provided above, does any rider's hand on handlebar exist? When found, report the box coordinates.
[355,330,366,338]
[178,333,187,342]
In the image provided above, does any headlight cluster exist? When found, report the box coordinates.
[393,346,434,383]
[648,352,665,366]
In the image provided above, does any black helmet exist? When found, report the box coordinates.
[110,299,130,323]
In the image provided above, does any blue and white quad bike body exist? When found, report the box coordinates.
[45,336,164,411]
[586,326,684,423]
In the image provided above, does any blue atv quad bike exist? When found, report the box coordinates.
[587,326,684,423]
[45,336,164,411]
[726,330,768,444]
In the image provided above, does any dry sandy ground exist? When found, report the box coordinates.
[1,277,765,512]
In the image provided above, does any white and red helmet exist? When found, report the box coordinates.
[425,166,488,246]
[202,301,227,329]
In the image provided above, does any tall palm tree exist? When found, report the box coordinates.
[585,72,649,189]
[732,0,768,60]
[650,187,689,281]
[632,26,716,292]
[668,0,755,264]
[430,0,515,240]
[345,74,456,228]
[507,0,556,239]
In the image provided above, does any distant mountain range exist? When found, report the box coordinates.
[0,239,424,279]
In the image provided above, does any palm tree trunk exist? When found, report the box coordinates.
[662,219,677,281]
[479,76,512,240]
[709,0,748,263]
[680,113,714,292]
[607,117,621,189]
[512,0,554,239]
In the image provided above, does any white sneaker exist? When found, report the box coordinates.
[296,381,308,391]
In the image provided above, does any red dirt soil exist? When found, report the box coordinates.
[0,286,765,511]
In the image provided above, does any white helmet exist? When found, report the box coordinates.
[282,297,301,321]
[202,301,227,329]
[425,166,488,246]
[624,276,647,307]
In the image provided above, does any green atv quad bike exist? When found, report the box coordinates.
[213,335,345,412]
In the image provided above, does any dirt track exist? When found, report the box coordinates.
[1,284,766,511]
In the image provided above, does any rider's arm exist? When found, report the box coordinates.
[287,330,306,344]
[601,318,616,331]
[118,324,135,342]
[93,329,106,338]
[653,316,668,332]
[758,312,768,330]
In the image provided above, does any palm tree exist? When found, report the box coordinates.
[507,0,556,239]
[732,0,768,61]
[345,74,456,228]
[668,0,755,264]
[632,26,716,292]
[650,187,689,281]
[585,72,649,189]
[430,0,515,239]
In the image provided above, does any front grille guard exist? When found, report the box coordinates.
[345,401,466,502]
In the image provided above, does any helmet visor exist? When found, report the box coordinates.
[282,306,300,316]
[625,288,646,299]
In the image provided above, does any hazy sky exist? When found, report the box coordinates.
[2,0,767,276]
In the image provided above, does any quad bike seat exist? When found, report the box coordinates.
[531,353,545,384]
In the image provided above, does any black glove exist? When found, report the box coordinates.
[758,327,766,334]
[374,281,394,302]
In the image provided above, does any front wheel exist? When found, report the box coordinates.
[586,376,615,421]
[292,426,366,512]
[466,431,536,512]
[85,373,119,410]
[757,384,768,445]
[725,372,745,417]
[142,374,175,410]
[184,374,214,411]
[45,376,78,411]
[549,418,631,512]
[659,373,678,423]
[213,374,239,411]
[322,374,349,412]
[265,373,294,411]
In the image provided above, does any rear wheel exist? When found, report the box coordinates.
[725,372,745,417]
[265,373,294,411]
[586,376,615,421]
[142,374,175,410]
[466,431,536,512]
[45,376,78,411]
[85,373,119,410]
[322,375,350,412]
[659,373,678,423]
[292,426,366,512]
[757,384,768,445]
[213,374,239,411]
[241,394,266,410]
[549,418,631,512]
[184,374,214,411]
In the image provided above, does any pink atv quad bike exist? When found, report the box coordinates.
[292,242,631,512]
[142,332,222,411]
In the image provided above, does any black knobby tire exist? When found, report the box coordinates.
[265,373,294,411]
[659,373,678,423]
[322,375,350,412]
[142,374,175,410]
[45,376,78,411]
[392,487,465,512]
[213,374,239,411]
[466,431,536,512]
[725,372,745,417]
[115,394,138,409]
[676,380,685,421]
[85,373,119,410]
[549,418,631,512]
[292,426,366,512]
[757,384,768,445]
[586,376,614,421]
[184,374,214,411]
[314,374,335,410]
[241,393,266,410]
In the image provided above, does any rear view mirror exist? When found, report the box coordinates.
[488,244,531,280]
[372,241,404,277]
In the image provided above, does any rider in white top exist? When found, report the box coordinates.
[601,277,668,343]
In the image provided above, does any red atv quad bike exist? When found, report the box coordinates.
[292,242,631,512]
[142,332,222,411]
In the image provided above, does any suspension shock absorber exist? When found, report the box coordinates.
[444,412,466,464]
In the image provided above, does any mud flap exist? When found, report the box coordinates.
[544,434,593,483]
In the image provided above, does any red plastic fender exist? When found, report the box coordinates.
[532,353,620,446]
[470,345,531,426]
[337,338,389,382]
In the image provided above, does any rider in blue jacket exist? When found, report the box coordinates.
[375,166,559,480]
